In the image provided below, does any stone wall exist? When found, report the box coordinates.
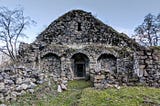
[18,43,160,88]
[1,9,160,102]
[0,66,43,102]
[17,10,160,89]
[1,46,160,102]
[137,48,160,87]
[35,10,140,50]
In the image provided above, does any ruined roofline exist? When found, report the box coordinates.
[37,9,120,38]
[33,9,145,50]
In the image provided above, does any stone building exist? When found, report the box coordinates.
[19,10,160,88]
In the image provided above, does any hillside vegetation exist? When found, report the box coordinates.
[7,80,160,106]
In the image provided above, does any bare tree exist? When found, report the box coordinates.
[133,13,160,46]
[0,7,35,62]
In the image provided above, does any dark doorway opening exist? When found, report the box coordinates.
[71,53,89,78]
[75,63,85,77]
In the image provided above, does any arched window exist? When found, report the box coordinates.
[97,54,117,73]
[41,53,61,77]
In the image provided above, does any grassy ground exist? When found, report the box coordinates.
[79,87,160,106]
[7,80,160,106]
[8,80,92,106]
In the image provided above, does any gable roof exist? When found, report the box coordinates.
[34,10,143,50]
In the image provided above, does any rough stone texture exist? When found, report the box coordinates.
[1,9,160,102]
[18,10,160,88]
[0,66,41,102]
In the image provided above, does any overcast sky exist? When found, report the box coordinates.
[0,0,160,43]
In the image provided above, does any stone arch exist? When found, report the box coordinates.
[98,50,119,58]
[69,50,93,61]
[41,53,61,79]
[41,50,60,58]
[71,53,90,78]
[97,53,117,73]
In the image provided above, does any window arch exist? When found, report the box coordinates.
[41,53,61,78]
[97,54,117,73]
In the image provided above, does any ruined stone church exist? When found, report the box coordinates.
[19,10,160,88]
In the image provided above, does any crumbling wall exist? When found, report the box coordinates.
[136,47,160,87]
[35,10,140,50]
[1,9,160,103]
[41,53,61,81]
[18,42,160,89]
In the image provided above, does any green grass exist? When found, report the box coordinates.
[8,80,93,106]
[79,87,160,106]
[49,80,93,106]
[7,80,160,106]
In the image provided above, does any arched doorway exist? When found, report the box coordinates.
[41,53,61,77]
[71,53,89,78]
[97,54,117,73]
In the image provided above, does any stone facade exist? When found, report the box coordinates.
[18,10,160,88]
[0,9,160,102]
